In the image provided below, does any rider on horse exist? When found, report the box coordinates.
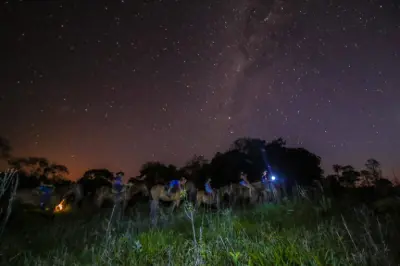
[167,177,187,197]
[261,170,269,185]
[239,172,250,187]
[113,172,124,194]
[205,178,214,195]
[261,170,276,185]
[38,181,55,210]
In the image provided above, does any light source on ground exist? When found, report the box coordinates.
[54,199,66,213]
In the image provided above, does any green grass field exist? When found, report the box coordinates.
[1,197,400,266]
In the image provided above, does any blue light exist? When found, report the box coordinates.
[271,175,276,181]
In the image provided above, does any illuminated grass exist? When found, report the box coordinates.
[1,200,399,265]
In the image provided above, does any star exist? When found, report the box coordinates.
[0,0,398,179]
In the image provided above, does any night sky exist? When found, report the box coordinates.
[1,0,399,180]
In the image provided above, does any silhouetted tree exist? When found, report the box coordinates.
[8,157,50,177]
[263,139,323,190]
[365,158,381,176]
[7,157,70,188]
[8,157,50,187]
[232,137,267,154]
[44,164,69,184]
[208,137,323,194]
[332,164,342,176]
[360,170,373,187]
[83,168,113,181]
[266,138,287,149]
[75,168,114,197]
[180,155,211,186]
[78,168,114,188]
[210,149,249,188]
[339,165,360,187]
[137,162,178,186]
[230,137,267,180]
[365,158,382,184]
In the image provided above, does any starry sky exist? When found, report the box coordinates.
[1,0,399,180]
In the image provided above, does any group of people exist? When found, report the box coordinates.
[37,171,127,211]
[239,170,273,186]
[165,169,276,196]
[36,169,277,211]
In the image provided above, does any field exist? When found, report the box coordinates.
[1,194,400,266]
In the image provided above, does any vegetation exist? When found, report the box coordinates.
[2,196,400,265]
[0,136,399,265]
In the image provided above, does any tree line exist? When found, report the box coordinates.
[0,136,395,194]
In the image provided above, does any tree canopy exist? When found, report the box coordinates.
[7,156,70,188]
[134,137,324,191]
[4,134,394,195]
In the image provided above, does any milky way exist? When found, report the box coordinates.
[205,0,298,140]
[1,0,399,179]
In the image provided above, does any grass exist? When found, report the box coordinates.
[1,195,400,266]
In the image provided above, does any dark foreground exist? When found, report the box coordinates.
[1,195,400,266]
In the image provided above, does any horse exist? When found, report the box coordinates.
[228,180,261,206]
[218,183,245,206]
[196,190,220,209]
[95,182,149,211]
[184,181,197,204]
[149,180,196,223]
[251,181,280,203]
[60,175,147,210]
[218,175,258,206]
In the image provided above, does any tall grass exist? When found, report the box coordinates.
[1,185,399,265]
[0,169,18,238]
